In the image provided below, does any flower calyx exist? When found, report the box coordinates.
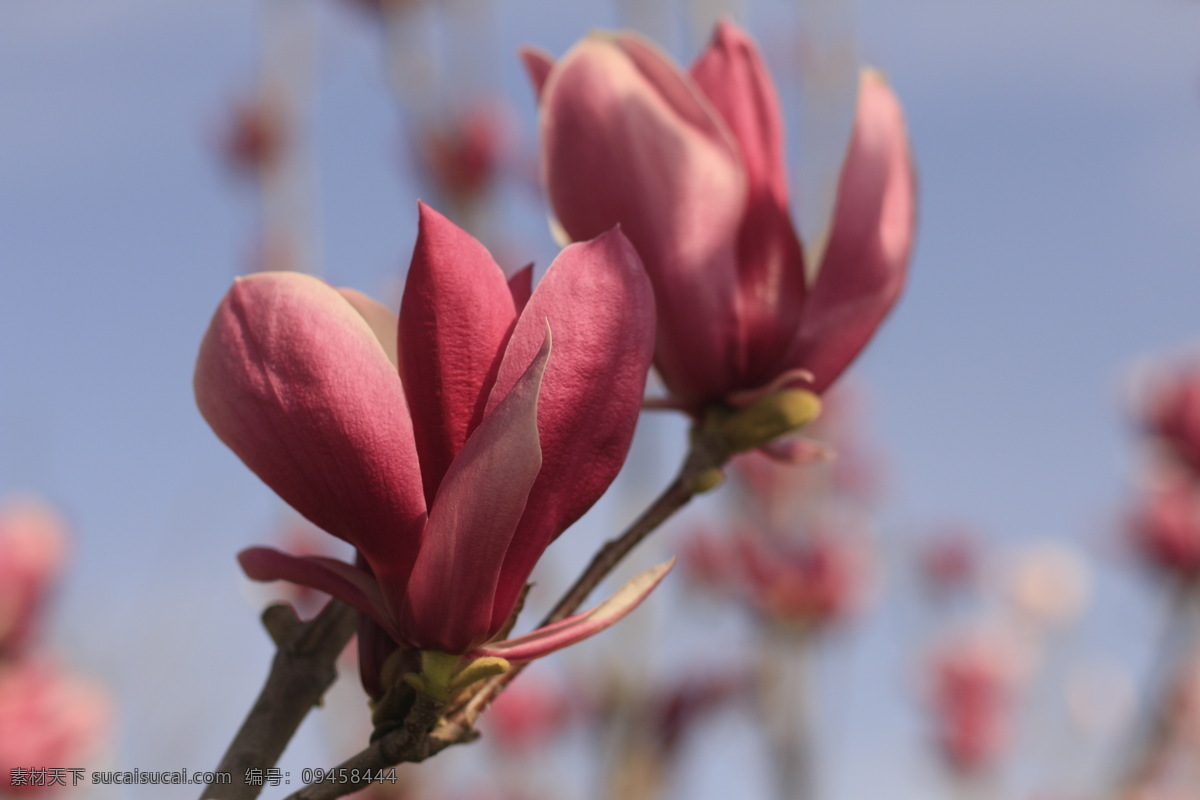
[404,650,512,703]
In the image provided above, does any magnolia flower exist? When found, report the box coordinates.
[927,632,1024,774]
[196,204,664,672]
[1128,465,1200,581]
[0,658,110,795]
[1140,362,1200,476]
[523,21,915,413]
[0,499,68,657]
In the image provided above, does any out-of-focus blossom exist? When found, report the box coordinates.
[220,94,288,179]
[197,204,664,683]
[0,499,68,657]
[677,526,740,595]
[418,102,510,213]
[737,526,865,629]
[481,670,573,751]
[926,631,1025,775]
[339,0,423,19]
[0,659,110,795]
[1139,362,1200,476]
[1128,465,1200,581]
[918,525,978,595]
[651,671,751,760]
[524,21,915,413]
[1005,541,1091,629]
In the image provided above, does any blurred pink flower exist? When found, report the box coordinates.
[523,21,915,412]
[418,102,509,212]
[736,526,864,629]
[220,94,287,179]
[927,633,1022,775]
[1128,465,1200,581]
[481,671,572,751]
[0,658,110,795]
[0,499,68,657]
[677,526,740,596]
[197,204,665,666]
[1140,363,1200,476]
[918,525,978,595]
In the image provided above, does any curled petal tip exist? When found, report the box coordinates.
[470,558,675,662]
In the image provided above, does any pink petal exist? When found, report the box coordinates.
[337,288,399,367]
[238,547,402,641]
[783,69,916,393]
[482,229,655,632]
[399,203,520,507]
[519,47,555,100]
[470,559,674,662]
[195,272,427,584]
[400,331,549,654]
[690,20,788,212]
[690,21,808,389]
[537,32,746,404]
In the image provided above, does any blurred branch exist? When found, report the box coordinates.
[1114,581,1200,798]
[199,599,358,800]
[761,629,817,800]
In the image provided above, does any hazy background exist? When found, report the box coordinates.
[2,0,1199,797]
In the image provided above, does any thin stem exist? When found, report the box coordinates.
[1114,580,1200,798]
[199,600,357,800]
[760,629,816,800]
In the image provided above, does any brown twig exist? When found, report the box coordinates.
[200,599,358,800]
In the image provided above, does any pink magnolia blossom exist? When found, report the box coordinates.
[220,94,287,179]
[1128,465,1200,581]
[0,499,68,656]
[196,203,665,665]
[481,669,573,751]
[926,633,1023,775]
[735,526,864,628]
[418,102,509,212]
[523,21,915,412]
[0,658,110,795]
[1140,363,1200,476]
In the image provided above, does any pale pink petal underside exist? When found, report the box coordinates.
[337,288,399,368]
[194,272,426,582]
[471,559,674,662]
[538,32,745,404]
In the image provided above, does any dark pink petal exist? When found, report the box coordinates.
[399,203,520,507]
[338,288,399,367]
[690,20,788,211]
[401,331,549,654]
[238,547,402,641]
[538,32,746,403]
[471,559,673,662]
[195,273,427,582]
[509,263,533,312]
[519,47,555,100]
[483,229,655,631]
[690,21,808,388]
[782,69,915,394]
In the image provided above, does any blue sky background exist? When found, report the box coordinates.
[3,0,1200,798]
